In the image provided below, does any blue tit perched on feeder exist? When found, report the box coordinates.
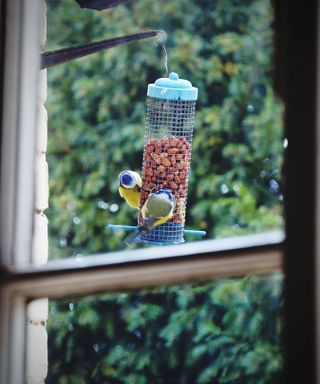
[118,170,142,209]
[124,189,176,246]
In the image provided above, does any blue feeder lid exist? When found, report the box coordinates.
[147,72,198,101]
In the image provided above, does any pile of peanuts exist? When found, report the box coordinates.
[140,136,191,224]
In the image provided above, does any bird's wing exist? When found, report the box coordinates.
[141,199,148,219]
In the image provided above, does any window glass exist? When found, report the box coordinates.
[42,273,283,383]
[45,0,284,258]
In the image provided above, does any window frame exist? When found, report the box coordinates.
[0,0,40,267]
[0,238,283,384]
[0,0,319,383]
[3,233,283,298]
[275,0,319,383]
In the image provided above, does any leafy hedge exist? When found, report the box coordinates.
[47,274,283,383]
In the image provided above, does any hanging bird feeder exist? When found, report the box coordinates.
[138,72,198,244]
[109,72,205,244]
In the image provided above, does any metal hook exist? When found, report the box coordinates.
[41,30,165,69]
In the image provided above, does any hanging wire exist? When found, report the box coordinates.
[154,30,169,77]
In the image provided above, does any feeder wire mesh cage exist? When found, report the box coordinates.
[138,72,198,244]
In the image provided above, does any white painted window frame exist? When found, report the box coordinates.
[0,0,40,267]
[0,1,289,383]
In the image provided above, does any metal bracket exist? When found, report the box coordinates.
[41,30,163,69]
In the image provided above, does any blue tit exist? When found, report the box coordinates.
[124,189,176,246]
[118,170,142,209]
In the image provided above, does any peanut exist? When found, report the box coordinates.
[166,173,174,181]
[168,147,179,154]
[151,153,161,164]
[161,158,171,167]
[169,181,178,190]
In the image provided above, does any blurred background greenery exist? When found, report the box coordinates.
[45,0,284,382]
[46,0,284,258]
[47,274,283,383]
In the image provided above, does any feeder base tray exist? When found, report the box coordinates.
[136,237,185,245]
[137,222,184,244]
[107,223,206,246]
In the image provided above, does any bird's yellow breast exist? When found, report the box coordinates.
[141,199,174,227]
[119,186,141,209]
[152,212,173,227]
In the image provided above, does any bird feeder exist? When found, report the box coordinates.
[138,72,198,244]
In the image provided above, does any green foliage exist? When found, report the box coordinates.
[47,274,283,383]
[46,0,284,257]
[45,1,284,382]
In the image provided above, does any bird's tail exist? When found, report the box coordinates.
[124,227,144,247]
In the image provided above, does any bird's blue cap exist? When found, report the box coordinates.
[119,171,135,188]
[156,188,174,201]
[147,72,198,101]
